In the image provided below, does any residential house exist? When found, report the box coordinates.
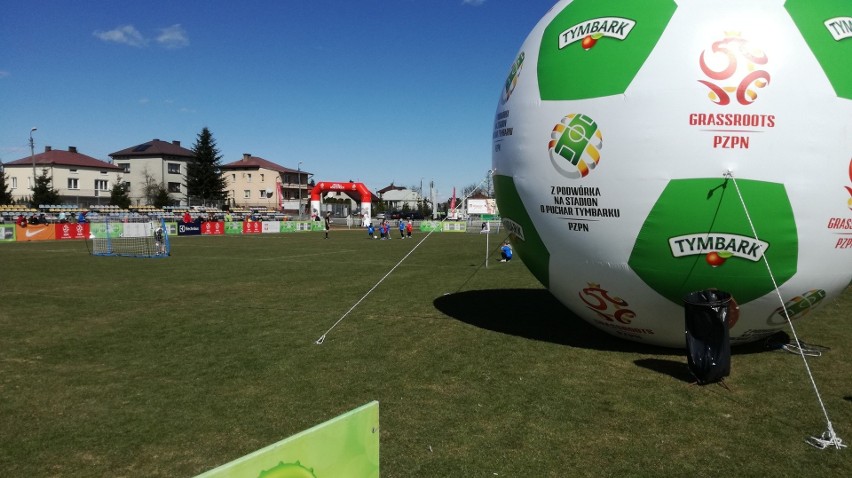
[376,183,422,212]
[3,146,122,206]
[109,139,195,206]
[220,154,310,213]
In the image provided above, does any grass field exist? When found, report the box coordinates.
[1,230,850,477]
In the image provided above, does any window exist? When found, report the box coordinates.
[100,171,107,175]
[124,182,131,191]
[68,178,79,190]
[168,163,180,174]
[69,169,78,174]
[118,163,130,173]
[168,182,181,193]
[95,179,108,191]
[260,174,265,182]
[11,177,17,189]
[247,173,252,183]
[231,174,236,181]
[244,190,251,199]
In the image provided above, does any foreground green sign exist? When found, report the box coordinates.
[195,401,379,478]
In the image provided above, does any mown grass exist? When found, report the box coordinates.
[0,231,849,477]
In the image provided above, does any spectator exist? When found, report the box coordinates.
[182,210,192,224]
[16,214,27,228]
[58,211,67,223]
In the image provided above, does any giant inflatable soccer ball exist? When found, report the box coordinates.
[493,0,852,347]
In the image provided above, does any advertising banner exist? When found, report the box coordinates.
[443,222,467,232]
[123,222,152,238]
[1,224,15,242]
[224,221,243,235]
[178,220,202,236]
[243,221,262,234]
[89,222,123,239]
[15,224,56,241]
[55,223,90,240]
[262,221,280,233]
[468,198,498,215]
[202,221,225,235]
[280,221,316,232]
[165,222,178,236]
[195,401,380,478]
[420,221,442,232]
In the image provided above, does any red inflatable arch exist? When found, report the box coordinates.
[310,181,373,222]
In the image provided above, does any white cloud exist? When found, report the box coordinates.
[94,25,148,47]
[138,97,150,105]
[0,71,10,79]
[157,24,189,49]
[462,0,486,5]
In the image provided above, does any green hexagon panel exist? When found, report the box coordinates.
[537,0,677,100]
[493,175,550,288]
[628,178,798,305]
[785,0,852,100]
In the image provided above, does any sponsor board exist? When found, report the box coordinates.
[194,401,379,478]
[178,220,202,236]
[1,224,15,242]
[15,224,56,241]
[201,221,225,235]
[55,223,90,240]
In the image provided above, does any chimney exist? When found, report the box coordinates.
[44,146,52,152]
[69,146,77,153]
[172,140,180,146]
[243,153,251,161]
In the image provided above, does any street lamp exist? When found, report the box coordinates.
[29,127,37,190]
[298,161,303,220]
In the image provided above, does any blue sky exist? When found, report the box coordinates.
[1,0,557,199]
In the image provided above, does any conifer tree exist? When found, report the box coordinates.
[187,127,228,207]
[29,169,60,208]
[0,164,13,205]
[109,179,131,209]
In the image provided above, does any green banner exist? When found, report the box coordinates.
[419,221,442,232]
[280,221,315,233]
[442,222,467,233]
[195,401,379,478]
[225,221,243,235]
[89,222,123,239]
[0,224,15,242]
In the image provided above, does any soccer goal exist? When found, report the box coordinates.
[90,217,170,258]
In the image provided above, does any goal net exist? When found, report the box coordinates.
[90,217,170,258]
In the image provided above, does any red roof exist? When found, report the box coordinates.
[6,146,121,170]
[221,154,307,175]
[377,183,406,194]
[110,138,194,158]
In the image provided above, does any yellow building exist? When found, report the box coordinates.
[220,154,311,214]
[3,145,122,206]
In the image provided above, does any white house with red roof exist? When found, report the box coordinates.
[219,153,311,213]
[109,139,195,206]
[376,182,422,212]
[4,145,122,206]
